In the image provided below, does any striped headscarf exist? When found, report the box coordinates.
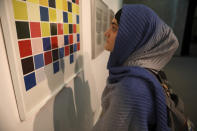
[106,4,179,131]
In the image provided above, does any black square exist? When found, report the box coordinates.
[69,24,73,34]
[70,45,73,54]
[49,0,56,8]
[21,56,34,75]
[50,23,57,36]
[68,2,72,12]
[72,0,75,3]
[52,49,59,61]
[15,21,30,39]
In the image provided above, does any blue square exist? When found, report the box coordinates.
[63,12,68,23]
[74,44,77,52]
[70,54,74,64]
[43,37,51,51]
[59,47,64,58]
[53,61,59,74]
[34,54,44,69]
[77,34,80,42]
[64,35,69,45]
[77,15,79,24]
[24,72,36,91]
[40,6,49,21]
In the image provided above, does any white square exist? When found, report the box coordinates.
[31,38,43,55]
[27,2,40,21]
[56,10,63,23]
[35,68,46,84]
[72,14,76,24]
[73,33,77,43]
[58,35,64,47]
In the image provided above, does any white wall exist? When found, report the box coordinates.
[103,0,123,12]
[0,0,122,131]
[83,0,123,124]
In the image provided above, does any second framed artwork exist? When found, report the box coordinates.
[91,0,114,59]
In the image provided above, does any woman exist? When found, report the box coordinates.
[93,4,179,131]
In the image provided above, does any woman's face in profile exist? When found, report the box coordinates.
[104,18,119,52]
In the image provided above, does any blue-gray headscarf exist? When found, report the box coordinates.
[106,4,179,131]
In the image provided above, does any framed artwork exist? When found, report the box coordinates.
[91,0,113,59]
[108,9,114,28]
[0,0,81,121]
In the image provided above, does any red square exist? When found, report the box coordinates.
[69,35,73,44]
[30,22,41,38]
[77,42,80,51]
[18,40,32,58]
[58,23,63,35]
[51,36,58,49]
[65,46,70,56]
[44,51,52,65]
[76,0,79,4]
[73,24,76,33]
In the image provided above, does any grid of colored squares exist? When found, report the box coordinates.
[12,0,80,91]
[15,22,80,39]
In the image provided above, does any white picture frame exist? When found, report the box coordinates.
[0,0,82,121]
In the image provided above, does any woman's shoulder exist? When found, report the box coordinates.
[105,76,155,117]
[106,66,162,100]
[120,76,154,97]
[107,75,155,101]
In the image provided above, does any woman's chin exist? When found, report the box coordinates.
[104,46,111,52]
[104,44,111,52]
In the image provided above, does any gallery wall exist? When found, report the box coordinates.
[0,0,122,131]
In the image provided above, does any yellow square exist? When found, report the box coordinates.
[39,0,48,6]
[77,24,80,33]
[68,13,72,23]
[72,3,76,14]
[49,8,57,22]
[12,0,28,20]
[57,10,63,23]
[56,0,63,10]
[76,5,79,14]
[27,2,40,21]
[62,0,68,11]
[41,22,50,37]
[63,24,69,34]
[27,0,39,4]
